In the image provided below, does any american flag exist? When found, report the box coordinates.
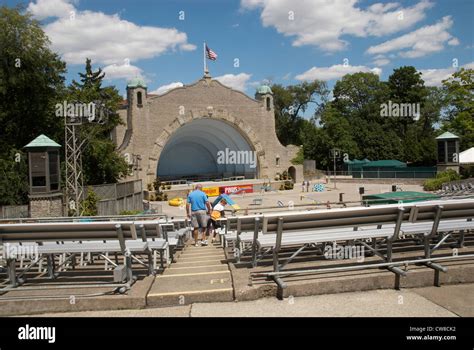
[206,45,217,60]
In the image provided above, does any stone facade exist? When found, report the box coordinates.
[114,75,302,186]
[29,193,63,218]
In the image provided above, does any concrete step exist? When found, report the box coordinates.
[165,265,229,275]
[147,244,233,307]
[148,272,233,307]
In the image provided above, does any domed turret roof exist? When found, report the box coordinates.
[127,77,147,89]
[256,84,273,95]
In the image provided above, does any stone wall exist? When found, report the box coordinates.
[29,194,63,218]
[114,75,302,187]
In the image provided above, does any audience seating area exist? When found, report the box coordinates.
[220,198,474,297]
[1,198,473,299]
[0,216,191,293]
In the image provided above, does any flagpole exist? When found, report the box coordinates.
[203,42,208,75]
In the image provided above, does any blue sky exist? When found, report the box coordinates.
[6,0,474,98]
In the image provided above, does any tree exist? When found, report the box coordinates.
[331,72,402,161]
[0,149,29,205]
[387,66,431,161]
[0,6,66,205]
[272,81,329,146]
[441,68,474,150]
[66,59,129,184]
[273,68,444,171]
[388,66,426,104]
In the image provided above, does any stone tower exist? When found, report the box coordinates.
[254,84,274,111]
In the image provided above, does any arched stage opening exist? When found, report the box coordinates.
[157,118,258,180]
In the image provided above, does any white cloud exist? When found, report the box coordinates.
[149,82,184,95]
[420,62,474,86]
[367,16,458,58]
[295,64,382,81]
[241,0,433,52]
[27,0,196,65]
[372,55,391,66]
[102,63,143,80]
[27,0,75,20]
[214,73,252,91]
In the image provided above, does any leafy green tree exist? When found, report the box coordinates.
[0,149,29,205]
[441,68,474,150]
[387,66,431,161]
[280,69,441,169]
[388,66,427,104]
[331,72,402,161]
[272,81,329,146]
[0,6,66,204]
[66,59,129,184]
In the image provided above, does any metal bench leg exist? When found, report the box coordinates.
[386,240,393,262]
[168,246,174,264]
[147,250,154,275]
[160,250,165,269]
[251,218,260,268]
[104,252,109,271]
[272,249,280,273]
[165,246,171,265]
[46,254,56,279]
[125,254,133,284]
[457,230,465,248]
[7,259,17,287]
[273,217,284,273]
[273,218,286,299]
[58,254,63,271]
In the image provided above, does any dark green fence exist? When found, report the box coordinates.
[351,166,437,179]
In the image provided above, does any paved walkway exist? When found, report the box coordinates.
[160,182,425,217]
[28,283,474,317]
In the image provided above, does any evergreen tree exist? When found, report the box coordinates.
[66,59,129,184]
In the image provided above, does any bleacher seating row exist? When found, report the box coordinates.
[439,179,474,195]
[218,198,474,297]
[0,218,191,292]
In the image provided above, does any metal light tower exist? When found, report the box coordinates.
[65,116,86,216]
[64,101,108,216]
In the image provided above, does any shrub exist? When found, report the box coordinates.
[81,187,99,216]
[435,169,461,181]
[423,170,461,191]
[119,209,142,215]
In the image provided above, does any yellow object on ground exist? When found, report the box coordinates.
[168,197,184,207]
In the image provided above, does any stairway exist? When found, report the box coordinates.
[147,242,234,307]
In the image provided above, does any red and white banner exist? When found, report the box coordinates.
[220,184,253,195]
